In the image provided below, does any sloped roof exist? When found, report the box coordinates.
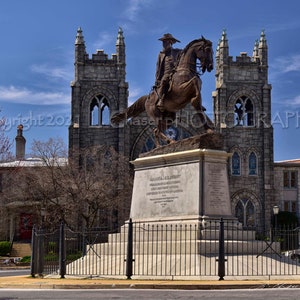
[0,157,68,168]
[274,158,300,166]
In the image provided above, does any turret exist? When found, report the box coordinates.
[116,27,125,64]
[258,30,268,66]
[252,39,259,62]
[115,27,126,85]
[218,29,229,65]
[75,27,86,61]
[74,27,87,81]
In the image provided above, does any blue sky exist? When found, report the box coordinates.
[0,0,300,161]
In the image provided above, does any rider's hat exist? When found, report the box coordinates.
[158,33,180,44]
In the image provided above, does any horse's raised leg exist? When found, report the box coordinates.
[153,127,176,147]
[153,128,161,147]
[160,130,176,144]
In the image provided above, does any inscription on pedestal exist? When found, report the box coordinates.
[130,163,199,220]
[130,149,233,221]
[204,161,231,216]
[147,175,183,207]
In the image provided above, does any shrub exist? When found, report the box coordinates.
[0,241,11,256]
[20,256,31,263]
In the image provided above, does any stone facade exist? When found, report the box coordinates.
[213,30,274,228]
[274,160,300,219]
[69,27,129,157]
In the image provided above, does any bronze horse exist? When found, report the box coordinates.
[111,37,214,146]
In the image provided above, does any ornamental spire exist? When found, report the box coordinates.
[219,29,228,48]
[116,27,125,46]
[252,39,259,58]
[259,29,267,49]
[258,30,268,66]
[75,27,85,45]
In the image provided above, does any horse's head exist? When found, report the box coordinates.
[195,37,214,73]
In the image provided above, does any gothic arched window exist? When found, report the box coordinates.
[234,96,254,127]
[90,98,99,126]
[231,152,241,175]
[101,100,110,125]
[90,95,110,126]
[235,198,255,227]
[248,152,257,175]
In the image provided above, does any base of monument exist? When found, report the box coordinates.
[130,148,234,222]
[129,214,241,230]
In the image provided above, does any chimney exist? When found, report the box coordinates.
[15,124,26,160]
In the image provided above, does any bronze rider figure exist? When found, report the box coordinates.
[154,33,181,111]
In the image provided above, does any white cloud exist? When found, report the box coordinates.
[275,54,300,73]
[128,86,144,105]
[124,0,147,22]
[276,94,300,108]
[92,31,115,51]
[0,85,69,105]
[289,95,300,106]
[120,0,155,33]
[30,64,72,81]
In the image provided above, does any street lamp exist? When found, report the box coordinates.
[257,205,282,258]
[273,205,279,242]
[41,207,46,228]
[273,205,279,216]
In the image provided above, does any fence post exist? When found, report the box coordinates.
[125,218,133,279]
[37,228,45,276]
[30,225,36,277]
[59,221,66,278]
[217,218,226,280]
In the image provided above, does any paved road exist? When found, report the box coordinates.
[0,288,300,300]
[0,268,30,277]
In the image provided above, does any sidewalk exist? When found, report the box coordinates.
[1,274,300,290]
[1,264,300,290]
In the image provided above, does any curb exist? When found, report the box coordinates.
[1,276,300,290]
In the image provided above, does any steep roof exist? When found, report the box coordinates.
[274,158,300,166]
[0,157,68,168]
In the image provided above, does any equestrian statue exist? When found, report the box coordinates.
[111,33,215,147]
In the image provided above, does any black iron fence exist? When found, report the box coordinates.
[30,219,300,280]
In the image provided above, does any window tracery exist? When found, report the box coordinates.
[232,152,241,175]
[248,152,257,175]
[90,95,110,126]
[234,96,254,126]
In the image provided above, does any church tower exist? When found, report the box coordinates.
[69,27,129,157]
[213,30,275,228]
[68,27,130,229]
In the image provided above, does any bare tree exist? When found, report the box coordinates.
[0,114,12,162]
[31,137,67,166]
[11,138,133,231]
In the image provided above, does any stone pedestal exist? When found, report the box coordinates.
[130,148,234,226]
[69,148,281,277]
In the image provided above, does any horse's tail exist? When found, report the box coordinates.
[111,95,147,124]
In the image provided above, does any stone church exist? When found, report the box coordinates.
[68,28,299,230]
[1,28,299,244]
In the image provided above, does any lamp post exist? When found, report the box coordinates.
[273,205,279,242]
[256,205,281,258]
[40,207,46,228]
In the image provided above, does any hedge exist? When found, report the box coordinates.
[0,241,11,256]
